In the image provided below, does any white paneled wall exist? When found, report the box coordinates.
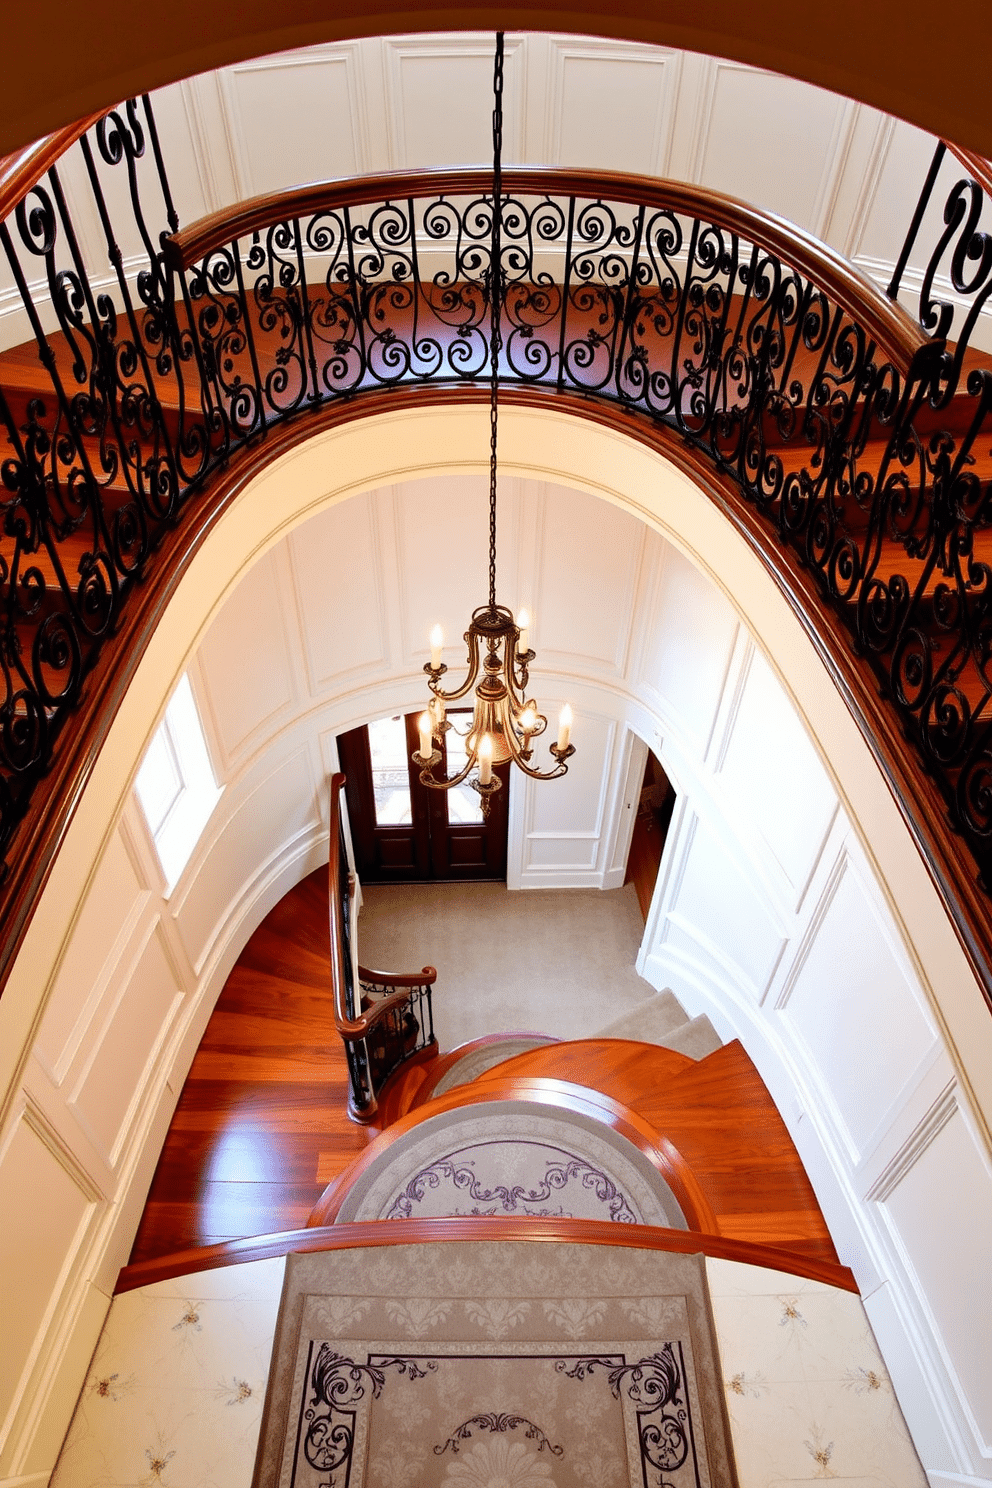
[3,33,989,354]
[2,440,992,1487]
[635,585,992,1481]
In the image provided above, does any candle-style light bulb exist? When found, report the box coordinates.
[430,624,444,669]
[557,704,573,752]
[419,711,433,760]
[478,733,493,785]
[517,608,531,652]
[520,707,537,735]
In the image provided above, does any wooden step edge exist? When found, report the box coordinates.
[469,1035,697,1089]
[412,1031,562,1108]
[306,1074,719,1237]
[365,1041,438,1128]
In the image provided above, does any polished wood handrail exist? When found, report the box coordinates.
[944,140,992,200]
[3,381,992,1023]
[358,962,438,989]
[328,772,365,1037]
[115,1215,858,1295]
[165,166,924,372]
[307,1073,719,1236]
[328,774,436,1041]
[0,113,106,222]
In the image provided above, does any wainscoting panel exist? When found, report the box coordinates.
[878,1101,992,1456]
[515,707,618,886]
[714,647,838,907]
[33,829,150,1085]
[549,37,680,176]
[66,922,184,1173]
[535,485,645,681]
[217,45,368,195]
[288,491,392,692]
[661,812,787,1001]
[393,475,518,676]
[0,1112,98,1458]
[195,548,300,773]
[636,541,739,758]
[383,34,526,168]
[777,854,938,1162]
[691,59,856,235]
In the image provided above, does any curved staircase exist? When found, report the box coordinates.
[96,875,936,1488]
[307,1023,839,1271]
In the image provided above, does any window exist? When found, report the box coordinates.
[134,675,222,894]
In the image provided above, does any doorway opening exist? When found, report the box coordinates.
[337,712,510,883]
[624,747,676,920]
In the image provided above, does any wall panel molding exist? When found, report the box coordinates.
[867,1082,959,1204]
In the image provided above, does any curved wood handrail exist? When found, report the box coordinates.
[3,382,992,1026]
[0,113,106,222]
[306,1073,719,1236]
[327,772,365,1038]
[358,963,438,988]
[165,166,924,372]
[329,774,437,1041]
[944,140,992,200]
[114,1216,858,1295]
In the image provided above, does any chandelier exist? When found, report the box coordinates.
[411,32,575,819]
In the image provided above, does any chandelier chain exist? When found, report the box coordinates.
[488,32,504,613]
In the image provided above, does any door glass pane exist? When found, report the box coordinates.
[369,715,412,826]
[445,716,485,825]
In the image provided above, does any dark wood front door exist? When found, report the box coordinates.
[337,712,509,883]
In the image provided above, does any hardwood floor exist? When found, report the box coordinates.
[128,870,376,1264]
[130,867,837,1273]
[478,1039,839,1263]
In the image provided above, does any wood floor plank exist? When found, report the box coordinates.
[127,870,375,1267]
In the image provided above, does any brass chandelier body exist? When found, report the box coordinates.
[411,32,575,817]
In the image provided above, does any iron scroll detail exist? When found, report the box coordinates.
[5,113,992,996]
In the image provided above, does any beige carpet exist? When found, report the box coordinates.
[357,882,655,1049]
[253,1241,739,1488]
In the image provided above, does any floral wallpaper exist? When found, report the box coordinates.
[706,1257,928,1485]
[49,1257,285,1488]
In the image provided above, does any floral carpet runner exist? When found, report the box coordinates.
[252,1241,738,1487]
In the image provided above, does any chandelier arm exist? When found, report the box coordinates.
[497,715,570,779]
[417,747,478,791]
[515,701,548,738]
[506,633,534,697]
[430,672,477,704]
[502,751,569,782]
[428,630,481,703]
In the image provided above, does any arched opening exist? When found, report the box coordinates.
[3,401,991,1482]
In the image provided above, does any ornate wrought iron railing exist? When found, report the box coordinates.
[3,102,992,1001]
[889,138,992,380]
[328,773,436,1120]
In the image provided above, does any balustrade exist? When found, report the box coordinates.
[2,102,992,1005]
[328,773,437,1119]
